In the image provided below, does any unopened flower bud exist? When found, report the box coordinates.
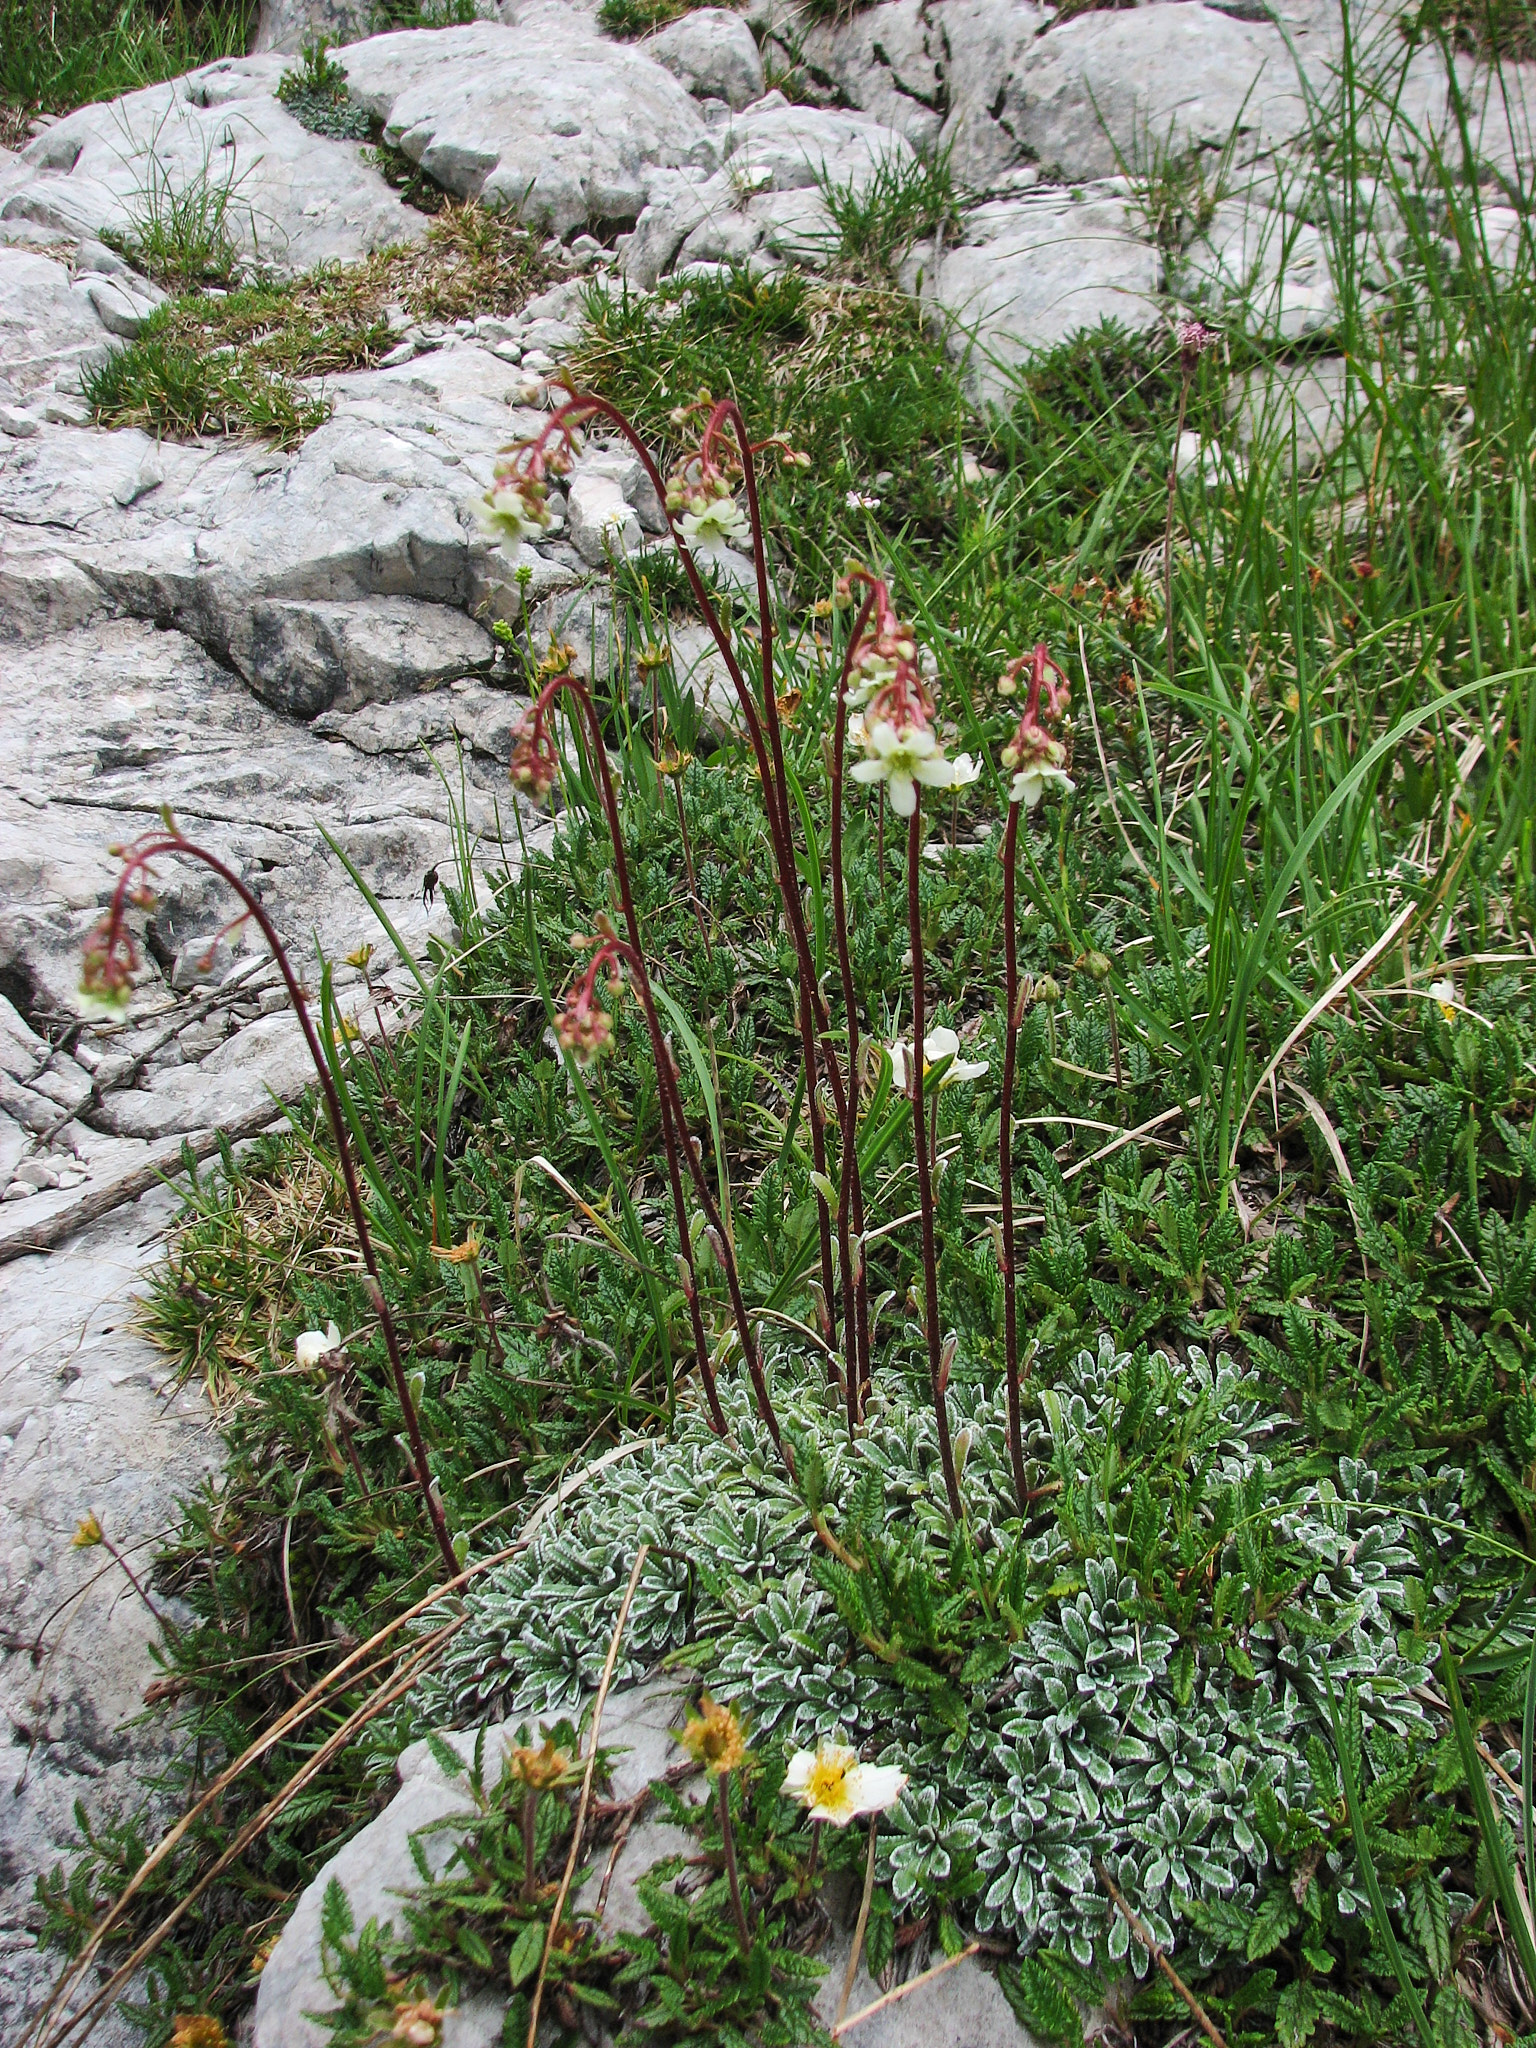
[1083,951,1113,983]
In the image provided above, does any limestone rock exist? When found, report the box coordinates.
[255,0,374,54]
[723,97,913,194]
[568,469,644,564]
[0,1192,218,2046]
[339,12,713,235]
[1001,3,1308,183]
[0,247,110,401]
[4,60,425,279]
[921,187,1161,408]
[1230,353,1352,473]
[647,8,766,110]
[1174,195,1338,341]
[224,595,497,719]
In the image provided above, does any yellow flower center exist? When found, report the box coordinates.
[806,1755,852,1812]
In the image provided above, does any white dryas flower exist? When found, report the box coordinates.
[888,1025,988,1090]
[1429,977,1457,1021]
[948,751,980,789]
[294,1321,342,1368]
[783,1740,908,1826]
[1010,761,1076,809]
[680,492,751,561]
[850,719,958,817]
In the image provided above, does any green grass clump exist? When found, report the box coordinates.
[86,204,553,441]
[819,145,962,279]
[595,0,692,37]
[0,0,251,126]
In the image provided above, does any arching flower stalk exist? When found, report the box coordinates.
[511,654,783,1455]
[997,644,1074,1514]
[841,594,967,1518]
[81,826,461,1578]
[490,390,846,1367]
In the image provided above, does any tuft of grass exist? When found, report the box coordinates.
[368,0,475,27]
[87,204,554,441]
[1410,0,1536,58]
[596,0,692,35]
[0,0,251,124]
[819,144,962,279]
[100,130,245,290]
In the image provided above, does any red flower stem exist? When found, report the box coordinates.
[906,805,963,1522]
[553,678,729,1439]
[999,800,1029,1514]
[717,1770,752,1951]
[547,393,843,1333]
[831,589,878,1431]
[106,834,459,1577]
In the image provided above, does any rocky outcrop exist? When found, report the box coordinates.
[3,56,425,278]
[340,12,715,234]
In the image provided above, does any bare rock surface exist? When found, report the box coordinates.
[339,12,714,234]
[919,185,1161,409]
[0,1189,217,2046]
[646,8,766,110]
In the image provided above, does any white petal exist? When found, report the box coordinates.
[901,727,937,760]
[783,1751,816,1794]
[949,1057,989,1083]
[887,1041,909,1090]
[850,758,888,787]
[888,772,918,817]
[924,1027,960,1062]
[912,753,957,790]
[844,1763,909,1815]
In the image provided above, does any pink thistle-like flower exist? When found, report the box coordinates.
[1175,318,1218,373]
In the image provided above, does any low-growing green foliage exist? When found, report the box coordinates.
[596,0,694,37]
[86,204,552,439]
[275,37,374,139]
[819,144,962,281]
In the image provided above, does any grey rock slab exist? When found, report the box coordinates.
[0,246,110,401]
[1230,352,1352,473]
[1002,2,1309,183]
[255,0,374,54]
[1174,195,1339,342]
[921,186,1161,408]
[0,1189,218,2047]
[340,11,712,235]
[646,8,766,110]
[722,97,914,193]
[7,59,425,279]
[811,1925,1038,2045]
[225,595,498,719]
[0,617,516,1026]
[569,470,643,565]
[312,678,530,760]
[792,0,950,154]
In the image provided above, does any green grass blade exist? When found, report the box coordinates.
[1324,1675,1435,2048]
[1440,1635,1536,1998]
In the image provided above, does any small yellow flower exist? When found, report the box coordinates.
[434,1228,482,1265]
[170,2019,229,2048]
[681,1694,747,1775]
[507,1736,573,1790]
[332,1016,360,1046]
[345,943,374,970]
[71,1513,104,1549]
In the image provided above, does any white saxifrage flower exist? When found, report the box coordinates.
[889,1025,988,1091]
[295,1321,342,1367]
[679,491,751,561]
[851,719,960,817]
[783,1740,909,1825]
[1010,759,1076,809]
[476,473,551,550]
